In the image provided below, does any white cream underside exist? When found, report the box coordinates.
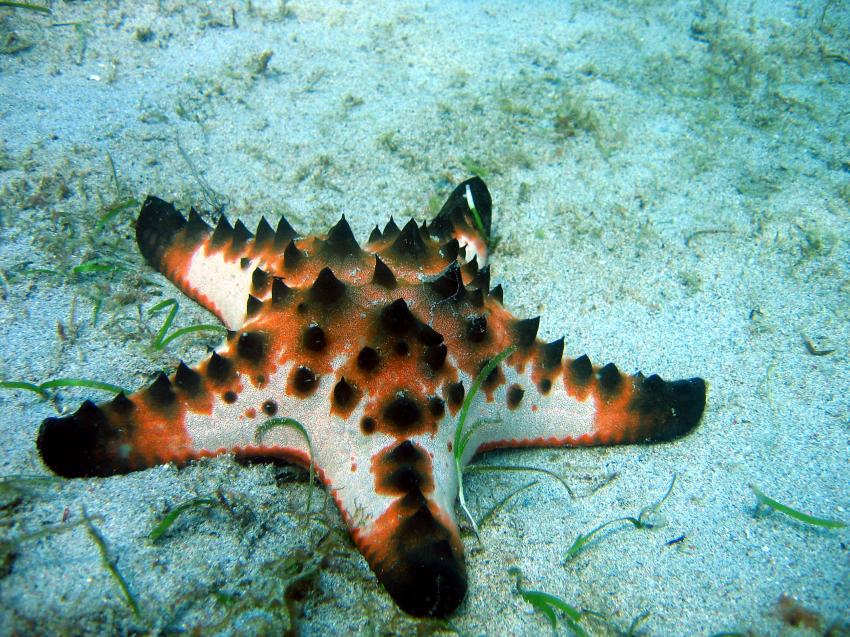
[182,349,597,534]
[184,247,262,330]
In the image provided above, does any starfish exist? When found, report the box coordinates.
[36,177,706,617]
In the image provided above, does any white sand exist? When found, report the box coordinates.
[1,1,847,635]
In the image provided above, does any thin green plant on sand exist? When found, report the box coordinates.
[94,198,139,235]
[508,567,650,636]
[509,567,589,637]
[465,464,575,532]
[0,2,50,13]
[476,480,538,531]
[0,377,128,401]
[148,298,227,350]
[565,474,677,560]
[83,509,141,619]
[750,484,846,529]
[453,345,516,537]
[11,256,130,327]
[149,496,223,542]
[464,463,574,498]
[255,417,317,515]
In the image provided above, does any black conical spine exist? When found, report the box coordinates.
[389,219,427,259]
[252,267,270,294]
[598,362,622,396]
[110,392,134,413]
[186,208,211,244]
[514,316,540,347]
[175,361,202,395]
[231,220,252,252]
[382,217,400,239]
[272,277,291,305]
[569,355,593,385]
[284,240,304,270]
[254,217,274,247]
[310,267,346,305]
[207,352,234,382]
[148,371,176,406]
[372,256,397,289]
[323,215,361,260]
[423,344,447,371]
[489,284,504,304]
[274,216,297,248]
[246,294,263,317]
[211,217,233,248]
[540,337,565,370]
[237,331,267,364]
[380,298,415,335]
[428,262,465,302]
[333,377,356,408]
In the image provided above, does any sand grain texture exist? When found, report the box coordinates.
[0,1,847,635]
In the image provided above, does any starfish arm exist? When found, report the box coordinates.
[429,176,492,267]
[459,346,706,463]
[335,433,467,617]
[36,337,467,618]
[136,197,279,330]
[36,350,314,478]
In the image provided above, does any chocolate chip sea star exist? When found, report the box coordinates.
[36,177,706,617]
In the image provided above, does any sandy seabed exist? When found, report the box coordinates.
[0,1,848,635]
